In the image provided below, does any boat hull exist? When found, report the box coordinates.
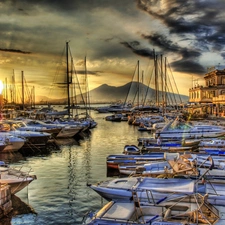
[0,176,35,194]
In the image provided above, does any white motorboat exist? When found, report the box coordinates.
[96,103,132,113]
[82,193,221,225]
[0,121,51,147]
[0,135,25,152]
[11,119,63,138]
[43,119,86,138]
[0,162,36,194]
[87,177,196,203]
[155,119,225,139]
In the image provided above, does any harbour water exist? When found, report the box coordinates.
[1,108,151,225]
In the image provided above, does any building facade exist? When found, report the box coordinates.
[188,67,225,116]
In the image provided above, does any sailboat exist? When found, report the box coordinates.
[47,42,97,133]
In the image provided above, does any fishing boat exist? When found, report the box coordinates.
[82,193,221,225]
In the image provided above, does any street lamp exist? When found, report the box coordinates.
[0,80,4,120]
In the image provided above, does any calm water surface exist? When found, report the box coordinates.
[2,110,152,225]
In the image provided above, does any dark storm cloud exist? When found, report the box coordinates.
[121,41,154,59]
[0,48,31,54]
[122,33,203,73]
[171,60,206,74]
[134,0,225,75]
[5,0,135,14]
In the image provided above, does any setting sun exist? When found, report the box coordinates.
[0,80,3,94]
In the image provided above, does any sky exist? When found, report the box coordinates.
[0,0,225,101]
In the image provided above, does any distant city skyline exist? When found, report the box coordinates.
[0,0,224,100]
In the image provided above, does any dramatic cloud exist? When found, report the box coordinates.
[0,0,224,98]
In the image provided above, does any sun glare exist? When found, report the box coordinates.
[0,80,3,94]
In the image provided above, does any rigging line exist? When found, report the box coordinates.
[164,68,178,106]
[48,45,67,98]
[167,58,182,104]
[124,61,138,106]
[142,58,154,105]
[84,56,91,116]
[143,64,154,105]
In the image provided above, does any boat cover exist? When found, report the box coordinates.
[102,202,135,220]
[105,177,195,194]
[137,178,195,194]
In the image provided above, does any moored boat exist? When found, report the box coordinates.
[0,135,25,152]
[155,118,225,139]
[82,193,221,225]
[0,162,36,194]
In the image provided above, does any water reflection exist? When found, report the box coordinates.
[0,152,25,164]
[7,110,152,224]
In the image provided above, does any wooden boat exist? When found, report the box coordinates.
[82,194,221,225]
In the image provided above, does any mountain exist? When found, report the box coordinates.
[36,82,189,104]
[88,82,189,104]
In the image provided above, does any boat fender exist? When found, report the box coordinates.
[146,215,159,223]
[156,197,167,204]
[164,208,171,219]
[208,156,214,170]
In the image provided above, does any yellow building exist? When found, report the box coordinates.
[188,67,225,116]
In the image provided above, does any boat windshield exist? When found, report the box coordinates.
[169,121,191,131]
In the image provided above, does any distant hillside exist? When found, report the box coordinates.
[88,82,189,104]
[36,82,189,104]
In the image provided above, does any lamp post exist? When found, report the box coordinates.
[0,81,4,120]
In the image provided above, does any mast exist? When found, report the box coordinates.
[32,86,35,109]
[4,78,8,105]
[160,55,164,114]
[137,60,140,109]
[84,56,91,116]
[153,50,159,106]
[12,70,16,104]
[66,41,71,118]
[164,57,167,107]
[21,71,24,110]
